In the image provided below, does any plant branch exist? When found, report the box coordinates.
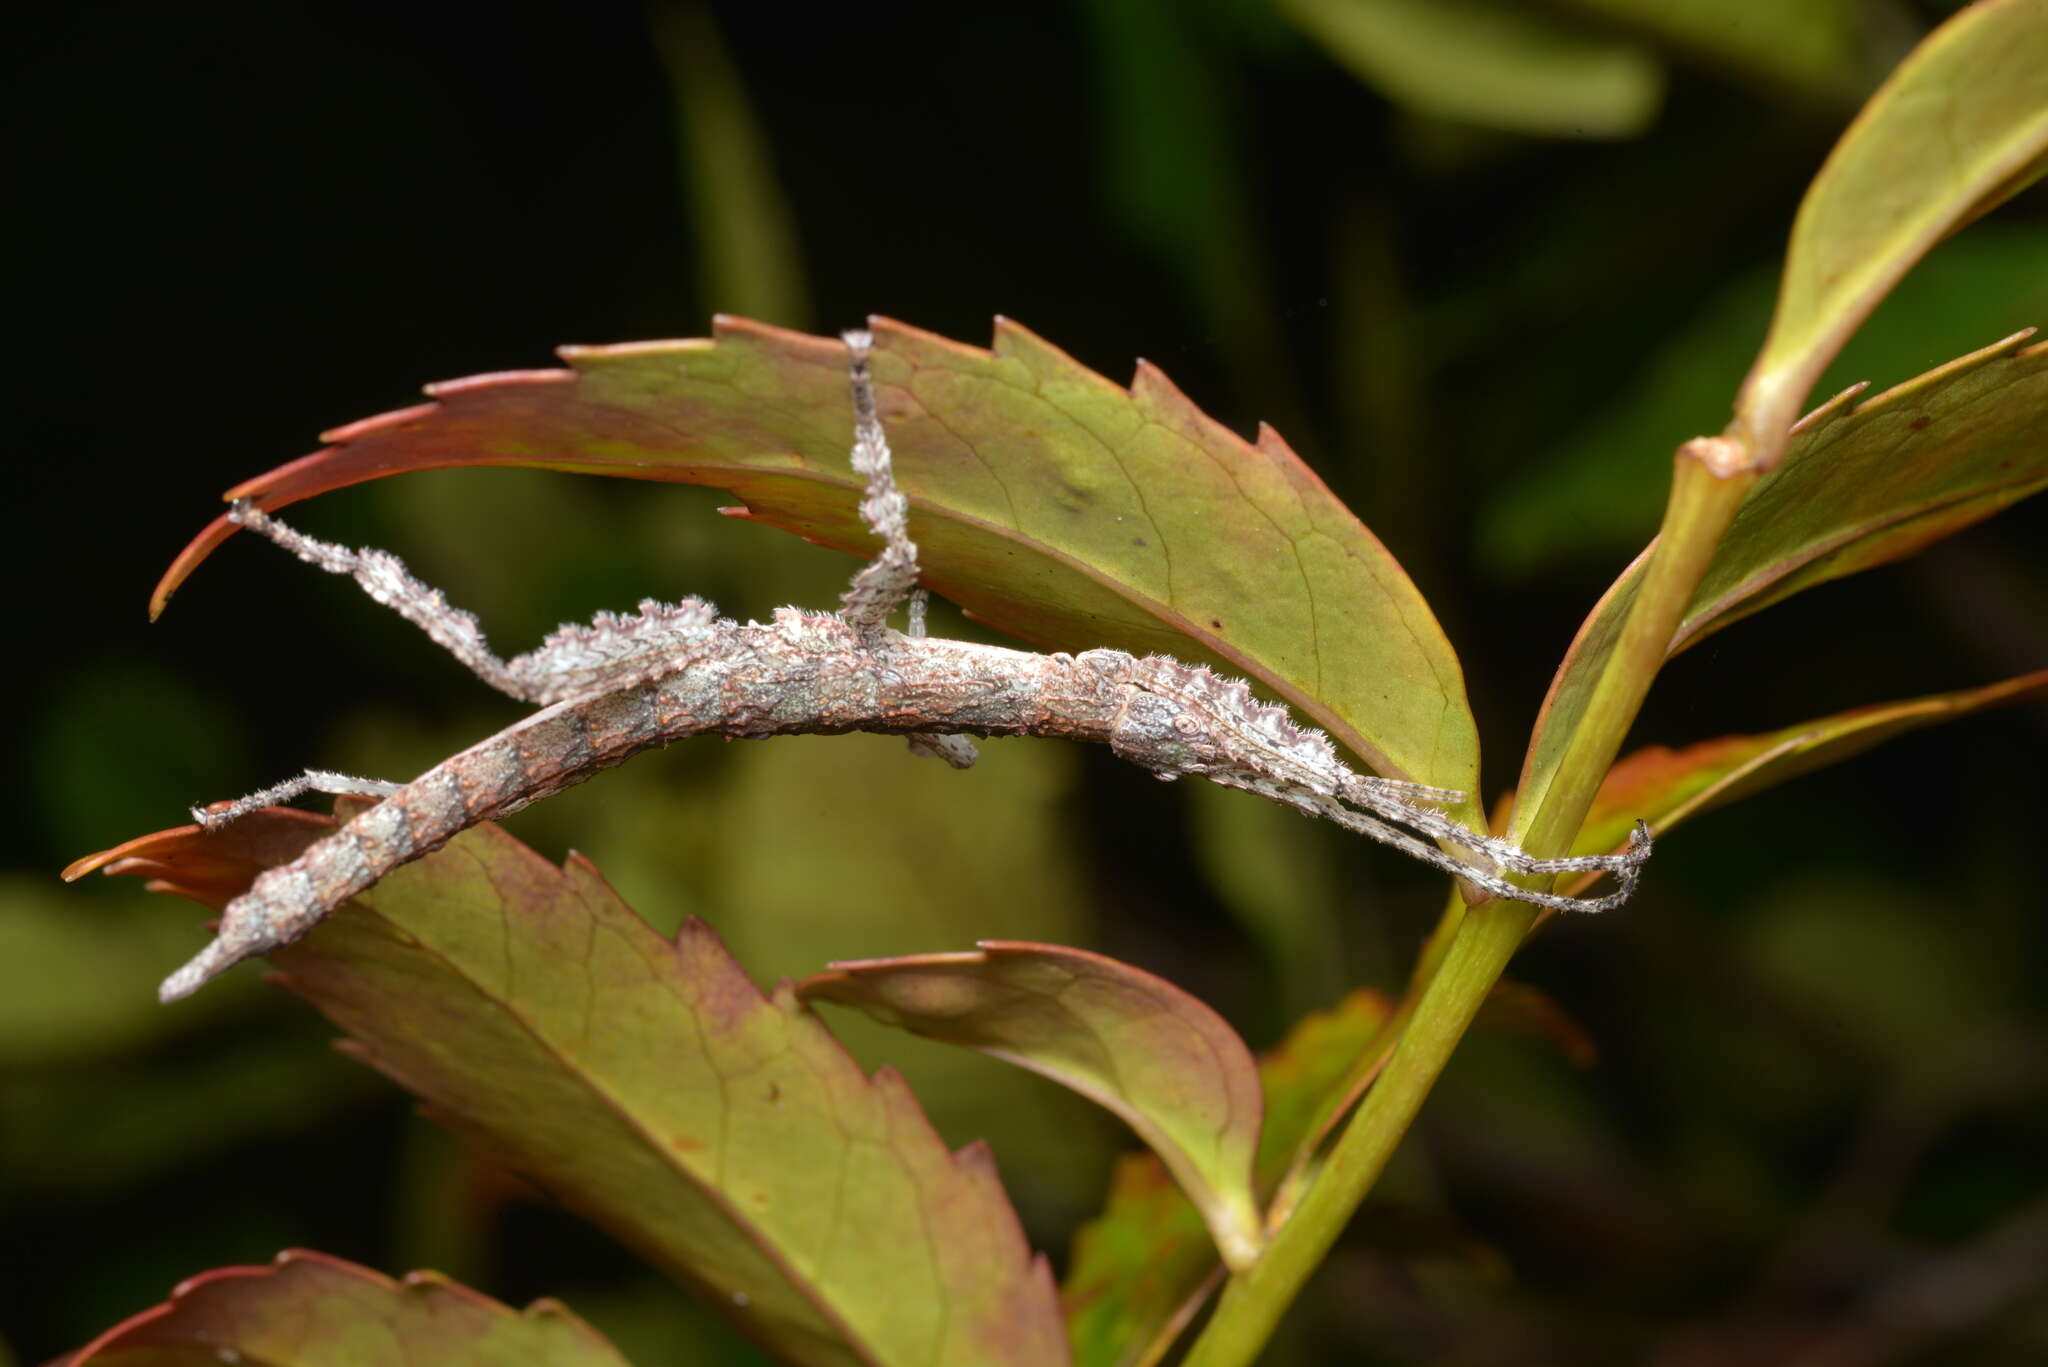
[1184,896,1535,1366]
[1511,440,1757,855]
[1185,436,1756,1367]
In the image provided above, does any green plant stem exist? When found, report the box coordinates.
[1511,447,1757,855]
[1183,896,1535,1367]
[1184,441,1758,1367]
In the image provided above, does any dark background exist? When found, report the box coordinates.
[5,1,2046,1363]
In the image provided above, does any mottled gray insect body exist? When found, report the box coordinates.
[161,329,1651,1003]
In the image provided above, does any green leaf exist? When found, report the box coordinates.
[1565,669,2048,876]
[1517,332,2048,829]
[1062,990,1394,1367]
[1540,0,1891,104]
[1733,0,2048,459]
[1273,0,1663,139]
[1695,334,2048,639]
[799,941,1267,1273]
[152,316,1477,800]
[678,732,1113,1220]
[87,811,1070,1367]
[60,1249,630,1367]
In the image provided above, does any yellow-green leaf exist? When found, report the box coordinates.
[800,942,1267,1273]
[1274,0,1662,139]
[1541,0,1892,104]
[80,811,1069,1367]
[1565,669,2048,877]
[1734,0,2048,460]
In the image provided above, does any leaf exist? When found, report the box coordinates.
[798,942,1267,1273]
[60,1249,629,1367]
[64,808,333,904]
[1516,332,2048,827]
[1691,334,2048,639]
[1542,0,1891,104]
[1564,669,2048,878]
[1476,979,1597,1067]
[687,733,1112,1219]
[1062,990,1394,1367]
[150,315,1479,799]
[83,809,1070,1367]
[1733,0,2048,457]
[1273,0,1663,139]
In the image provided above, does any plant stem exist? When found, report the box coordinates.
[1512,446,1756,855]
[1183,440,1758,1367]
[1182,896,1534,1367]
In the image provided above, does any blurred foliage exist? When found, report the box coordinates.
[7,0,2045,1364]
[1274,0,1666,139]
[1481,225,2048,578]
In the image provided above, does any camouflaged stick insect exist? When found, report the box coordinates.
[159,328,1651,1002]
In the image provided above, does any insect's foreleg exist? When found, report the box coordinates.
[229,500,534,700]
[192,769,402,831]
[837,329,921,639]
[838,331,979,769]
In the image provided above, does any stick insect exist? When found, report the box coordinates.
[159,330,1651,1002]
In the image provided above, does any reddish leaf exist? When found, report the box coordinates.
[80,809,1069,1367]
[59,1249,628,1366]
[149,316,1478,801]
[62,810,331,909]
[1477,980,1597,1068]
[1062,990,1394,1367]
[799,942,1266,1272]
[1565,669,2048,883]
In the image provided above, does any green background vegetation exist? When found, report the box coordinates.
[6,1,2045,1362]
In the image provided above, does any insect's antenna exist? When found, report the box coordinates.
[838,328,921,641]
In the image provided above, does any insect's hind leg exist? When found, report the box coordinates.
[193,769,401,830]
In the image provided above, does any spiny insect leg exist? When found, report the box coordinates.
[837,328,921,638]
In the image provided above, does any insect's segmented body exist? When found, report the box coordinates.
[154,328,1649,1003]
[164,611,1648,1001]
[162,612,1105,998]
